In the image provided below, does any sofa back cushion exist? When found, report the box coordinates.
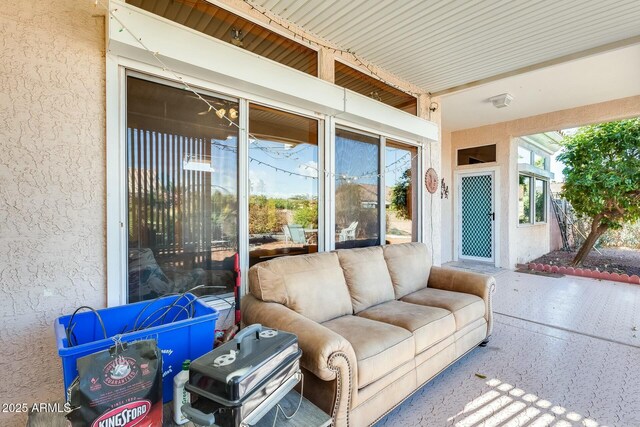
[336,246,395,313]
[248,252,353,323]
[383,242,431,299]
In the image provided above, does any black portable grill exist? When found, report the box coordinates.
[181,324,302,427]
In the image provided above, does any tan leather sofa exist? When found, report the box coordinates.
[242,242,495,427]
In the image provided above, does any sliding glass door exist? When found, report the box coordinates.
[123,75,423,303]
[248,104,320,266]
[126,76,238,302]
[335,128,381,249]
[385,140,418,244]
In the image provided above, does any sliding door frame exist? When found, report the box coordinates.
[107,57,426,307]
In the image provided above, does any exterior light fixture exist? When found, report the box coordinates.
[230,28,244,48]
[488,93,513,108]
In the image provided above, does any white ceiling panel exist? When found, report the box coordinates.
[248,0,640,93]
[440,44,640,131]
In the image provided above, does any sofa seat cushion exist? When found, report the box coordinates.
[400,287,485,330]
[322,315,414,388]
[357,300,455,354]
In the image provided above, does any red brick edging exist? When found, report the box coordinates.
[527,263,640,285]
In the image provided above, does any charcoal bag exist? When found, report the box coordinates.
[66,339,163,427]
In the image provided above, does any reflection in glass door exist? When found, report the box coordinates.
[248,104,319,266]
[385,141,418,244]
[126,76,238,303]
[335,128,380,249]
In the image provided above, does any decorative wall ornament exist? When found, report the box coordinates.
[441,178,449,199]
[425,168,438,194]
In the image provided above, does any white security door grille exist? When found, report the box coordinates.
[459,173,494,261]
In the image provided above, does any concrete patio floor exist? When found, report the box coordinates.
[377,269,640,427]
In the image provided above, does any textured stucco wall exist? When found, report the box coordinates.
[0,2,105,425]
[423,96,443,266]
[445,95,640,268]
[440,131,453,263]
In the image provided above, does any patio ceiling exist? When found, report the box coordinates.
[247,0,640,94]
[441,43,640,131]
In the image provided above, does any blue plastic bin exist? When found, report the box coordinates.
[54,294,218,403]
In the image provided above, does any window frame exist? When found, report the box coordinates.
[534,177,547,224]
[518,174,533,225]
[333,125,423,248]
[246,101,324,258]
[457,144,497,166]
[516,141,552,227]
[517,173,548,226]
[107,59,426,308]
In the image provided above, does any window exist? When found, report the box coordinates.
[248,104,319,266]
[518,175,531,224]
[535,178,547,223]
[126,76,238,303]
[334,61,417,115]
[335,128,380,248]
[518,174,547,225]
[518,146,531,164]
[115,72,427,304]
[457,144,496,165]
[386,141,418,244]
[518,144,549,171]
[127,0,318,76]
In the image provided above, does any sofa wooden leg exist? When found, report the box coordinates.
[479,338,490,347]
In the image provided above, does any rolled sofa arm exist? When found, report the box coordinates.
[428,266,496,336]
[241,294,356,426]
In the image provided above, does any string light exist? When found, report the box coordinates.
[97,1,431,183]
[240,0,422,98]
[209,139,417,181]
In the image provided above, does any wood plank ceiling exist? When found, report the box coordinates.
[248,0,640,94]
[128,0,318,76]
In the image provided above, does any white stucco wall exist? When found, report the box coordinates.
[443,95,640,269]
[425,98,443,266]
[440,131,453,263]
[513,223,551,264]
[0,2,106,425]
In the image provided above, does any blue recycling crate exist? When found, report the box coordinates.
[54,294,218,403]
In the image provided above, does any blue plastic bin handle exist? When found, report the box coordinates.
[233,324,262,350]
[181,403,218,426]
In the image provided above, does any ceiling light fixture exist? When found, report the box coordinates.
[487,93,513,108]
[230,28,244,48]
